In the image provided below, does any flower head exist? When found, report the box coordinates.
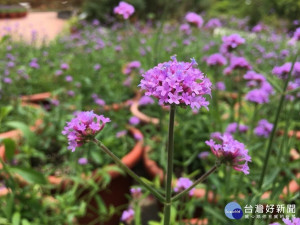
[245,89,270,104]
[282,217,300,225]
[139,56,212,110]
[205,18,222,29]
[254,119,273,138]
[206,53,227,66]
[114,1,135,20]
[130,187,142,198]
[78,157,88,165]
[174,177,195,196]
[121,208,134,223]
[62,111,110,152]
[220,34,245,53]
[205,134,251,174]
[185,12,203,28]
[272,62,292,79]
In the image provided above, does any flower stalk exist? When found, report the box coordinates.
[172,164,219,202]
[163,104,176,225]
[92,139,165,203]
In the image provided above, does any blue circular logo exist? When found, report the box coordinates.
[224,202,243,219]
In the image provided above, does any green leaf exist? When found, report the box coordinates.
[2,139,16,161]
[3,194,14,219]
[261,167,280,190]
[10,167,47,185]
[21,219,30,225]
[6,121,36,146]
[0,106,13,123]
[12,212,20,225]
[204,206,228,223]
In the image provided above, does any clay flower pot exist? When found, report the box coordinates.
[48,127,144,225]
[182,218,208,225]
[130,99,160,125]
[20,92,52,103]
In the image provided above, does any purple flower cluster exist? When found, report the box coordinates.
[206,134,251,174]
[273,62,300,79]
[220,34,245,54]
[139,95,154,105]
[254,119,273,138]
[215,81,226,91]
[29,58,40,69]
[61,63,69,70]
[174,177,195,196]
[121,208,134,223]
[139,56,212,110]
[180,23,191,35]
[270,217,300,225]
[245,89,270,104]
[185,12,204,28]
[206,53,227,66]
[62,111,110,152]
[272,63,292,79]
[244,71,274,104]
[205,18,222,29]
[130,187,142,198]
[225,122,248,134]
[114,1,135,20]
[223,56,251,75]
[123,61,141,75]
[289,27,300,45]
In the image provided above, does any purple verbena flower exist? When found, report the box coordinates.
[215,81,226,91]
[116,130,127,138]
[62,111,110,152]
[205,18,222,29]
[94,64,101,71]
[225,122,248,134]
[206,53,227,66]
[198,151,210,159]
[174,177,195,196]
[272,63,292,79]
[29,59,40,69]
[130,187,142,198]
[129,116,140,125]
[121,208,134,223]
[139,56,212,110]
[282,217,300,225]
[245,89,270,104]
[61,63,69,70]
[180,23,191,35]
[65,75,73,82]
[78,157,88,165]
[139,96,154,105]
[254,119,273,138]
[205,134,251,174]
[220,34,245,53]
[229,56,252,71]
[185,12,203,28]
[114,1,135,20]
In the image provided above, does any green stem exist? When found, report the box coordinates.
[93,139,165,203]
[163,104,176,225]
[250,55,298,225]
[172,164,218,202]
[257,60,296,190]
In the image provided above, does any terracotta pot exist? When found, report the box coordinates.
[48,127,144,225]
[182,218,208,225]
[20,92,52,103]
[130,100,160,125]
[277,130,300,140]
[103,99,133,111]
